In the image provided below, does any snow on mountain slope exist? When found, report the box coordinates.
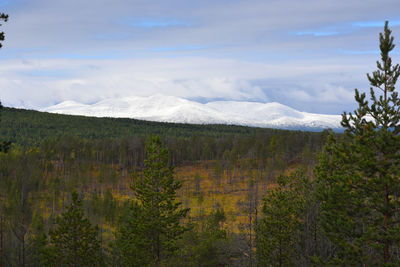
[206,101,340,129]
[41,95,342,130]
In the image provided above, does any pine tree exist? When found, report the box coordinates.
[256,171,308,266]
[49,191,102,266]
[315,21,400,265]
[114,201,152,266]
[115,136,189,266]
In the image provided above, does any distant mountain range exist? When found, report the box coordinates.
[41,95,342,131]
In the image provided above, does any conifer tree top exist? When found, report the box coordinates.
[342,21,400,133]
[367,21,400,95]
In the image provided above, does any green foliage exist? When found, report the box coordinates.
[194,208,230,267]
[0,140,11,153]
[315,21,400,265]
[26,213,53,267]
[0,107,260,146]
[170,208,242,267]
[49,191,102,266]
[114,201,152,266]
[103,188,117,223]
[115,136,189,265]
[257,171,309,266]
[0,107,329,164]
[0,122,325,265]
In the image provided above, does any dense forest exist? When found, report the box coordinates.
[1,19,400,267]
[0,105,330,266]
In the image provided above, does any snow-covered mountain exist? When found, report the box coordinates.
[41,95,342,131]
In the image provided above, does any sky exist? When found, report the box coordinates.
[0,0,400,114]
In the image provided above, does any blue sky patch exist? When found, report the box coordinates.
[0,0,10,7]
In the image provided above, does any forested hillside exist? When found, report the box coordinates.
[0,107,329,266]
[0,107,266,146]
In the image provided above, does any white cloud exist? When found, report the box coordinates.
[0,56,369,112]
[0,57,271,108]
[1,0,400,114]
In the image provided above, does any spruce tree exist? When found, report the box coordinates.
[315,21,400,265]
[49,191,102,266]
[115,136,189,266]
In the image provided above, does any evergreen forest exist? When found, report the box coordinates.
[1,18,400,267]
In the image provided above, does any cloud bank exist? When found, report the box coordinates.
[0,0,399,114]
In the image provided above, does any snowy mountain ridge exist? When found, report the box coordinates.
[41,95,342,131]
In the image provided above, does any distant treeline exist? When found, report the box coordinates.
[0,107,332,166]
[0,109,331,266]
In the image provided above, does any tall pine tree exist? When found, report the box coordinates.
[315,21,400,265]
[115,136,189,266]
